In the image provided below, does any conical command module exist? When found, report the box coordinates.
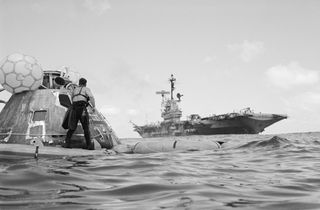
[132,75,287,138]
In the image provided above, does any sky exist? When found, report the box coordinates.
[0,0,320,138]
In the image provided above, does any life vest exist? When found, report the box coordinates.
[72,86,89,102]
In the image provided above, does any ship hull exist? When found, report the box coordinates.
[134,114,287,138]
[194,114,286,135]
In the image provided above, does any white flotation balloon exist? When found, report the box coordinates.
[0,53,43,94]
[131,139,222,154]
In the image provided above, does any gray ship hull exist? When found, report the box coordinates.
[194,114,286,135]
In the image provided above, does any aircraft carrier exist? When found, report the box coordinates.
[132,75,287,138]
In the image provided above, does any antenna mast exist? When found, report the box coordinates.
[169,74,176,100]
[155,90,170,102]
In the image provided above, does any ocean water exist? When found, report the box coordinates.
[1,132,320,210]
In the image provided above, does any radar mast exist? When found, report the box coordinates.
[169,74,176,100]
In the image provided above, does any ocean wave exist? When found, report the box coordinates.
[237,136,292,149]
[1,132,320,209]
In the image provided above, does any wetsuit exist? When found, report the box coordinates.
[65,86,94,148]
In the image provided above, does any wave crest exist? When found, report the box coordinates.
[238,136,291,149]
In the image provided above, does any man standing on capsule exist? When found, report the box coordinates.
[64,78,95,149]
